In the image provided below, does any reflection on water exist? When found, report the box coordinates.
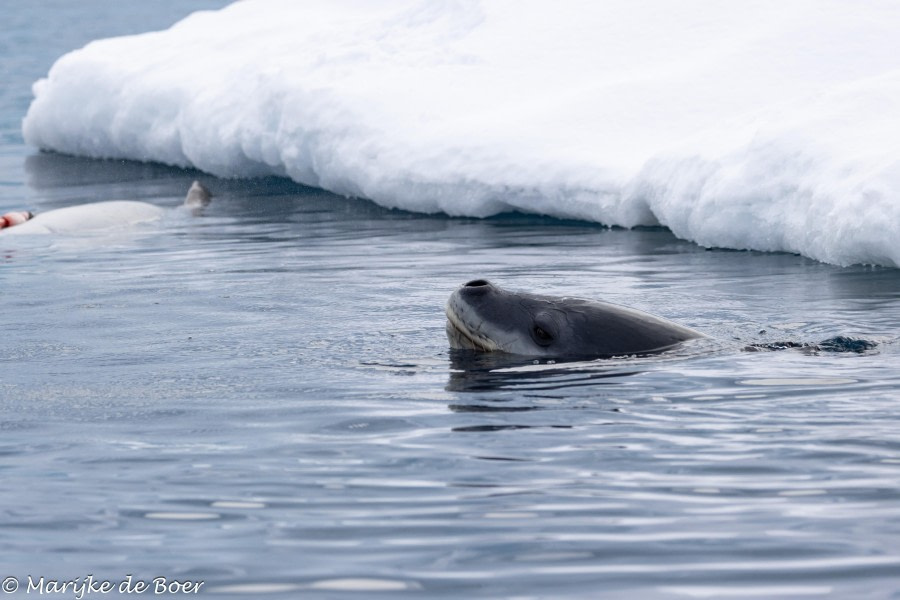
[447,348,643,394]
[2,153,900,598]
[26,151,200,189]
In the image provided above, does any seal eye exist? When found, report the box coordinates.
[533,325,554,345]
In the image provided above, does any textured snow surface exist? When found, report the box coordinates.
[23,0,900,266]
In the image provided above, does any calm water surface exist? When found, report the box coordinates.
[3,3,900,599]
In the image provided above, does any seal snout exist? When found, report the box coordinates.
[445,279,503,352]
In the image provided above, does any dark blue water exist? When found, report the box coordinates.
[3,3,900,599]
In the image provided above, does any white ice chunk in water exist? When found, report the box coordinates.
[22,0,900,266]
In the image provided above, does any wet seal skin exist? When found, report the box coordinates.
[446,279,703,359]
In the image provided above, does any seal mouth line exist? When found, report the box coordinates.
[445,301,499,352]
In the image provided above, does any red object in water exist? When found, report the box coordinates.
[0,211,34,229]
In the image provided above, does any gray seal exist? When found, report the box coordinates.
[446,279,704,359]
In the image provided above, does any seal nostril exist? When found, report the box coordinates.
[464,279,490,287]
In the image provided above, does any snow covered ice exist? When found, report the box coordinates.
[22,0,900,267]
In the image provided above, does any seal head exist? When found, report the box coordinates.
[446,279,703,359]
